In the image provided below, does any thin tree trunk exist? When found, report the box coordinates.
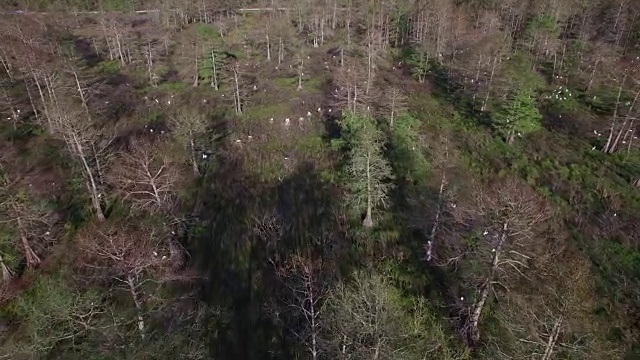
[23,78,39,123]
[481,56,498,112]
[126,273,146,339]
[190,134,200,175]
[297,58,304,91]
[147,43,156,87]
[541,315,564,360]
[233,62,242,115]
[363,150,373,228]
[586,57,600,92]
[72,132,105,221]
[469,221,507,344]
[32,73,52,132]
[603,74,627,153]
[266,33,271,61]
[366,42,373,95]
[193,43,199,87]
[426,170,446,262]
[15,215,41,268]
[211,50,218,90]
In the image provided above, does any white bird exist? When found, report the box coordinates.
[317,107,321,112]
[483,230,489,236]
[162,255,167,259]
[202,154,208,159]
[307,111,312,117]
[235,139,241,143]
[285,118,290,126]
[155,99,159,103]
[153,251,158,256]
[491,248,496,252]
[45,231,50,236]
[248,135,253,140]
[269,117,274,123]
[592,146,597,150]
[150,128,154,133]
[460,297,464,301]
[16,109,20,113]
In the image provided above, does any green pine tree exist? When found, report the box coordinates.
[493,88,542,145]
[333,112,394,228]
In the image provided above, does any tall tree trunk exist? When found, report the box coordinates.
[190,134,200,175]
[297,58,304,91]
[366,42,373,95]
[481,56,498,112]
[233,62,242,115]
[541,314,564,360]
[469,221,508,344]
[363,150,373,228]
[72,133,105,221]
[603,74,627,153]
[426,170,446,262]
[211,50,219,90]
[266,33,271,61]
[193,43,199,87]
[15,215,41,268]
[126,273,146,339]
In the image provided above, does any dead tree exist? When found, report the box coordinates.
[0,167,57,269]
[274,253,326,360]
[445,178,550,345]
[79,224,171,339]
[169,108,208,176]
[108,139,182,214]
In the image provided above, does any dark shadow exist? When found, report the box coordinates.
[191,154,347,359]
[74,37,103,67]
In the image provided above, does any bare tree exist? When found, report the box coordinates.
[79,223,171,339]
[274,253,326,360]
[108,139,183,214]
[0,167,57,269]
[169,107,209,176]
[383,87,407,128]
[444,178,551,345]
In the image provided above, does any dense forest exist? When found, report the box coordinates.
[0,0,639,358]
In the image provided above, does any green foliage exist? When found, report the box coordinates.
[2,274,103,358]
[389,114,430,181]
[525,15,560,39]
[323,271,469,360]
[492,88,542,144]
[195,24,219,39]
[499,53,546,91]
[94,60,121,75]
[403,47,432,82]
[334,112,394,226]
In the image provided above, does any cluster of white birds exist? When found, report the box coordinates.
[547,85,572,101]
